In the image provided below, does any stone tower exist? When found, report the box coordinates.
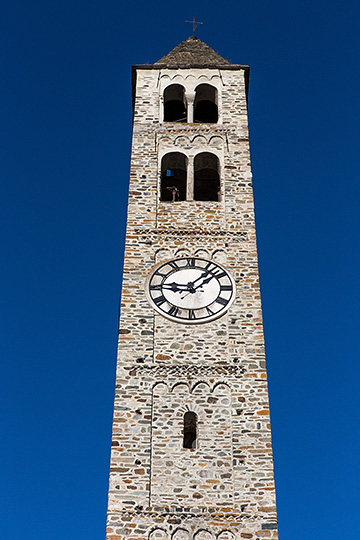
[106,37,279,540]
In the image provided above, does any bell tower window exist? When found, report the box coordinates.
[194,152,220,201]
[161,153,187,201]
[163,84,187,122]
[194,84,218,123]
[183,411,197,449]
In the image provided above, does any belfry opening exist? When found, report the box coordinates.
[194,84,218,123]
[160,153,187,201]
[163,84,187,122]
[194,152,220,201]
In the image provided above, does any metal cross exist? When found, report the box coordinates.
[185,17,203,36]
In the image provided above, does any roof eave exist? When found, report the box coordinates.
[132,63,249,70]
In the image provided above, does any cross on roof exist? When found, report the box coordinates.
[185,17,203,36]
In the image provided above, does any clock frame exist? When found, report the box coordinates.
[145,256,236,324]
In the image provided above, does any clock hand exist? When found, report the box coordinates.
[180,288,204,300]
[194,274,214,289]
[162,271,210,295]
[161,282,188,292]
[161,270,215,298]
[180,273,216,299]
[190,271,209,287]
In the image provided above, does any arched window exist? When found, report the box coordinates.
[194,153,220,201]
[160,153,187,201]
[194,84,218,123]
[183,411,197,449]
[163,84,187,122]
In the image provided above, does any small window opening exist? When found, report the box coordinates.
[194,153,220,201]
[183,411,197,449]
[194,84,218,123]
[161,153,187,201]
[164,84,187,122]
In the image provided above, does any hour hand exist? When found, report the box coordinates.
[161,282,188,293]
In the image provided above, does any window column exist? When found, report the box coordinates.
[186,92,195,123]
[186,156,194,201]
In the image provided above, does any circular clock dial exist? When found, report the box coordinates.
[145,257,235,324]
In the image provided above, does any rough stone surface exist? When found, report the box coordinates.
[106,43,279,540]
[155,36,231,68]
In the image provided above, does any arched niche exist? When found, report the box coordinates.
[149,528,168,540]
[152,382,169,395]
[194,531,213,540]
[194,152,220,201]
[161,153,187,201]
[164,84,187,122]
[217,532,235,540]
[172,383,189,394]
[192,381,210,394]
[194,84,218,123]
[155,248,173,263]
[172,528,190,540]
[212,383,230,395]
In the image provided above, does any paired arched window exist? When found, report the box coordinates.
[163,84,218,123]
[194,84,218,123]
[183,411,197,449]
[163,84,187,122]
[160,153,187,201]
[194,153,220,201]
[160,152,220,202]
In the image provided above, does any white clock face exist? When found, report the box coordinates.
[145,257,235,324]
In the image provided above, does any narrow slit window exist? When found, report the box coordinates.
[183,411,197,449]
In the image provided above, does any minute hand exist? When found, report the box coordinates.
[180,274,215,299]
[192,273,214,291]
[190,271,211,287]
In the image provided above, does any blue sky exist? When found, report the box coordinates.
[1,1,360,539]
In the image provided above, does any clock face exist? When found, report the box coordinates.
[145,257,235,324]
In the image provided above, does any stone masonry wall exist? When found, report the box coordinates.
[106,66,278,540]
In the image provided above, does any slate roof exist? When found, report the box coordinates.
[154,36,232,68]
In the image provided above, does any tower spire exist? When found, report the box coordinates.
[185,17,203,36]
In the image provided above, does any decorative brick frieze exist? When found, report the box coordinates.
[124,365,247,377]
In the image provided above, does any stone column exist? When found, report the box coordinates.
[187,155,194,200]
[186,92,195,123]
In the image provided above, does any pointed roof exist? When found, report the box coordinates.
[154,36,232,68]
[131,38,249,111]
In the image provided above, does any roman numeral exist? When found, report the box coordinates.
[168,305,179,317]
[204,262,226,279]
[220,285,232,291]
[154,295,166,306]
[186,258,196,267]
[212,269,227,279]
[206,306,214,316]
[168,260,179,270]
[150,283,162,291]
[188,309,196,319]
[216,296,228,306]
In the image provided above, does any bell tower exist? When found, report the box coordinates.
[106,37,279,540]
